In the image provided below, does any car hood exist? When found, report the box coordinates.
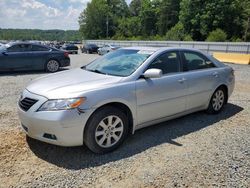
[26,68,123,99]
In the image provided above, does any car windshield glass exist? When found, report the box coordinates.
[85,49,152,77]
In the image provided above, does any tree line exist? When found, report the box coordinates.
[79,0,250,42]
[0,29,81,41]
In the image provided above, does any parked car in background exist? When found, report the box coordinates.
[0,42,70,72]
[18,47,234,153]
[97,44,120,55]
[61,44,78,54]
[81,44,99,54]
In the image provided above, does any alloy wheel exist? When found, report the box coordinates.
[95,115,124,148]
[47,60,59,72]
[212,90,224,111]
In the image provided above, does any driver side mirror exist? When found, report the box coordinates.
[143,68,162,79]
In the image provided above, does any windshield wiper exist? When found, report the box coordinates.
[86,68,107,75]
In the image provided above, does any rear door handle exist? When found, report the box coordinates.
[178,78,186,83]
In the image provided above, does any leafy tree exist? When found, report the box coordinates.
[79,0,109,39]
[0,29,80,41]
[79,0,129,39]
[179,0,245,41]
[156,0,181,35]
[242,0,250,41]
[78,0,249,41]
[165,22,186,41]
[129,0,142,16]
[206,29,227,42]
[107,0,130,37]
[116,17,142,38]
[139,0,157,36]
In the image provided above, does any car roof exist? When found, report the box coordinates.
[5,42,60,51]
[122,46,205,53]
[7,42,48,47]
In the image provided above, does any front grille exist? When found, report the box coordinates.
[19,97,38,111]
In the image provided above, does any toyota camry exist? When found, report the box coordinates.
[18,47,235,153]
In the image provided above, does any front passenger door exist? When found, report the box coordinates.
[6,44,32,70]
[136,51,187,125]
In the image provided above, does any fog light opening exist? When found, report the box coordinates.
[21,124,28,132]
[43,133,57,140]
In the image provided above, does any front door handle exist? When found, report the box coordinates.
[212,72,218,77]
[178,78,186,83]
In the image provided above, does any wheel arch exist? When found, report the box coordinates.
[84,102,134,138]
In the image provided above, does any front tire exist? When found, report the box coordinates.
[207,87,226,114]
[45,59,60,73]
[84,107,129,154]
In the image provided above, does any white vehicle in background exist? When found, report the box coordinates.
[97,44,120,55]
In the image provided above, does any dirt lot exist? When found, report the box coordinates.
[0,53,249,187]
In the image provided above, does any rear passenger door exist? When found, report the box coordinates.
[29,45,50,70]
[180,50,219,110]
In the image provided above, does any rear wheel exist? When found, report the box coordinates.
[84,107,128,153]
[45,59,60,73]
[207,87,226,114]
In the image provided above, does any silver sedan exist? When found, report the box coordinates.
[18,47,235,153]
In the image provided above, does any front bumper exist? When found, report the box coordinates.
[18,89,94,146]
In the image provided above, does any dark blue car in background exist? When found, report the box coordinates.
[0,42,70,73]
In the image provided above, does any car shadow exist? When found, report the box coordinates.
[27,103,243,170]
[0,68,69,76]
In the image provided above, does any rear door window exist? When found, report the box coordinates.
[182,51,215,71]
[32,45,49,51]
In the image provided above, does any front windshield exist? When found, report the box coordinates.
[85,49,152,77]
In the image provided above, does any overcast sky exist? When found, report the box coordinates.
[0,0,132,30]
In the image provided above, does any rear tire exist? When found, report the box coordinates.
[207,87,226,114]
[45,59,60,73]
[84,106,129,154]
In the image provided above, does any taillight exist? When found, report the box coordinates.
[64,51,69,57]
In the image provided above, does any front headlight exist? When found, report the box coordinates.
[38,97,86,111]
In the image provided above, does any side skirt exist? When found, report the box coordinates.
[133,106,206,133]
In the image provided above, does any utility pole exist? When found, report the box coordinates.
[106,0,110,39]
[106,15,109,39]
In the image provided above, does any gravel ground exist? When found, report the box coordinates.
[0,53,249,188]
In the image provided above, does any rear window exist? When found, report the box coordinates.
[66,46,78,50]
